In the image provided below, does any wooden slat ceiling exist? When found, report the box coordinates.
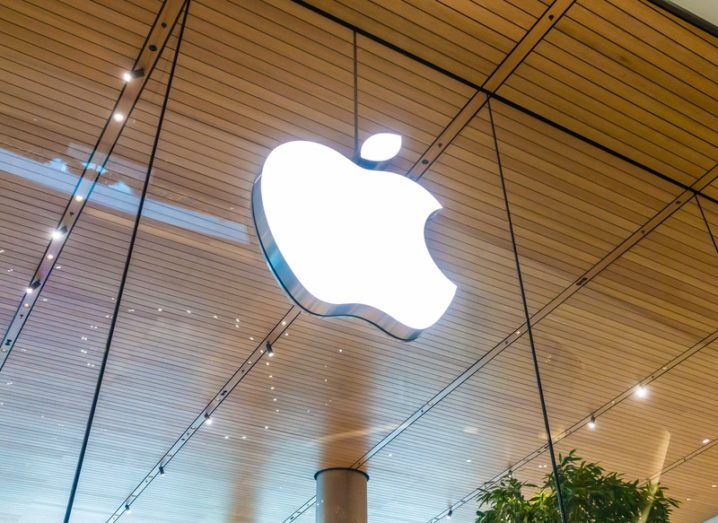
[1,1,717,523]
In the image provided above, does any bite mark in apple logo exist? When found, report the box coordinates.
[252,133,456,341]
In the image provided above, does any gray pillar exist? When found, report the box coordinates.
[315,468,368,523]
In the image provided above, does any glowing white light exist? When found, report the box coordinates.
[51,229,65,240]
[74,194,84,202]
[588,417,596,430]
[122,71,133,82]
[113,112,125,122]
[26,287,34,294]
[47,254,54,260]
[360,132,402,162]
[703,438,710,444]
[635,384,648,399]
[205,416,212,425]
[256,139,455,335]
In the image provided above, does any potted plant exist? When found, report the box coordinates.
[476,451,680,522]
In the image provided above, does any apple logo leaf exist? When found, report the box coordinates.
[360,133,402,162]
[252,136,456,341]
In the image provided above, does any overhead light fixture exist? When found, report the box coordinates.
[204,412,212,425]
[588,415,596,430]
[51,225,68,240]
[159,465,165,476]
[703,438,711,445]
[74,194,84,202]
[635,384,648,399]
[447,508,453,520]
[266,342,274,357]
[26,279,41,294]
[125,504,131,514]
[122,68,145,82]
[113,112,125,122]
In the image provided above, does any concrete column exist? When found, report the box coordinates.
[315,468,368,523]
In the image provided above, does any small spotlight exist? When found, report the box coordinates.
[26,279,41,294]
[703,438,710,445]
[159,465,165,476]
[51,225,68,240]
[588,415,596,430]
[113,112,125,122]
[122,68,144,82]
[125,504,131,514]
[447,508,453,520]
[204,412,212,425]
[266,342,274,357]
[635,384,648,399]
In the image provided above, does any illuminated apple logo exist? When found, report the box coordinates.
[252,133,456,341]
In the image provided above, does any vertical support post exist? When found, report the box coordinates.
[315,468,368,523]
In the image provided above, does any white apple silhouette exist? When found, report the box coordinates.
[252,134,456,341]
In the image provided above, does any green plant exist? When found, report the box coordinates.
[476,451,680,522]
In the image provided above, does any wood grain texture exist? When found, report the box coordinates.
[1,1,717,523]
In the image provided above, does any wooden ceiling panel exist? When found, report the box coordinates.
[76,338,553,523]
[299,0,546,87]
[532,203,718,434]
[551,340,718,484]
[2,1,718,522]
[660,446,718,523]
[498,0,718,184]
[59,2,483,520]
[0,0,154,339]
[359,341,552,523]
[488,100,682,313]
[0,194,137,522]
[0,167,68,331]
[420,109,528,352]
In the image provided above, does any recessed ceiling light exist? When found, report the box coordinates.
[588,415,596,430]
[122,71,133,82]
[703,438,710,444]
[113,112,125,122]
[634,384,648,399]
[47,254,54,260]
[74,195,84,202]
